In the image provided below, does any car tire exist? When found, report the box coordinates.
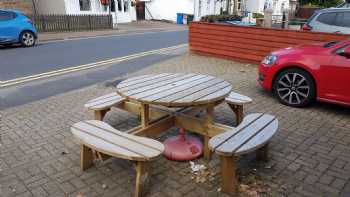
[19,31,36,47]
[273,68,316,107]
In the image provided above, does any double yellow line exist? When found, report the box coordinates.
[0,44,187,88]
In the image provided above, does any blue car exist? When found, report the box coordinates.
[0,9,38,47]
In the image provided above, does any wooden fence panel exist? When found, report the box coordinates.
[32,14,112,32]
[189,22,349,63]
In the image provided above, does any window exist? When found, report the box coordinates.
[317,12,337,25]
[111,0,116,12]
[79,0,91,11]
[0,11,16,21]
[334,13,344,26]
[117,0,122,11]
[342,12,350,27]
[124,0,129,12]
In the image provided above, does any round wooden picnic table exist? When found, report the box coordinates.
[116,73,232,160]
[116,73,232,107]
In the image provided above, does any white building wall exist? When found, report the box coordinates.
[245,0,265,14]
[37,0,136,23]
[145,0,194,22]
[36,0,66,14]
[194,0,228,21]
[64,0,136,23]
[194,0,290,21]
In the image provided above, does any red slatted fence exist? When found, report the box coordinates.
[189,22,349,63]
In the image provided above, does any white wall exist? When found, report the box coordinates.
[64,0,107,14]
[245,0,289,15]
[64,0,136,23]
[145,0,194,22]
[194,0,223,21]
[36,0,66,14]
[245,0,265,14]
[194,0,290,21]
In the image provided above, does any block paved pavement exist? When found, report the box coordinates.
[1,54,350,197]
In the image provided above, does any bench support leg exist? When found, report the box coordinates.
[256,143,269,162]
[204,104,214,160]
[220,155,237,195]
[94,109,110,121]
[228,104,243,126]
[204,136,211,160]
[135,161,149,197]
[80,144,93,171]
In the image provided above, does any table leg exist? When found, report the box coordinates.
[204,104,214,160]
[140,103,150,128]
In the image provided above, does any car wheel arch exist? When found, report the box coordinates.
[272,66,318,97]
[19,30,37,39]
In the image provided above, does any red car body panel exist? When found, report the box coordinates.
[258,39,350,107]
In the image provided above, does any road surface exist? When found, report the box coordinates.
[0,29,188,109]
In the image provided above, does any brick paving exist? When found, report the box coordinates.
[1,54,350,197]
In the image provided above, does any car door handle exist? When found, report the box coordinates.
[334,31,341,34]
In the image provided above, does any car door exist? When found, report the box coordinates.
[0,11,18,43]
[320,44,350,104]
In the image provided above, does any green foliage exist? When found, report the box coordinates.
[299,0,344,8]
[252,13,264,19]
[200,14,242,23]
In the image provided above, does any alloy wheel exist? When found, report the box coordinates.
[276,72,310,105]
[22,32,35,46]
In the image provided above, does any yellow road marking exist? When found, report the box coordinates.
[0,44,188,88]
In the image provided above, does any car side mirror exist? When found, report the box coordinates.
[338,47,350,58]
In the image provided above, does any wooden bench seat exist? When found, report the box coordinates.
[71,120,164,197]
[209,113,278,195]
[84,93,125,121]
[225,92,253,125]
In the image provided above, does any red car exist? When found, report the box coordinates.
[258,39,350,107]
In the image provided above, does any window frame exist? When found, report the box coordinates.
[79,0,91,11]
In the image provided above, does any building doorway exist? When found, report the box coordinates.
[136,1,145,20]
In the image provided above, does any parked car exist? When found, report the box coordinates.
[258,39,350,107]
[0,9,37,47]
[302,8,350,34]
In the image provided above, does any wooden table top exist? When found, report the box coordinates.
[116,73,232,107]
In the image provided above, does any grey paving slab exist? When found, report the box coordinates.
[1,54,350,197]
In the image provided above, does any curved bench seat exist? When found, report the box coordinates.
[71,120,164,197]
[209,113,278,195]
[84,93,125,120]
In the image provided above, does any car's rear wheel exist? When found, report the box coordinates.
[20,31,36,47]
[273,68,316,107]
